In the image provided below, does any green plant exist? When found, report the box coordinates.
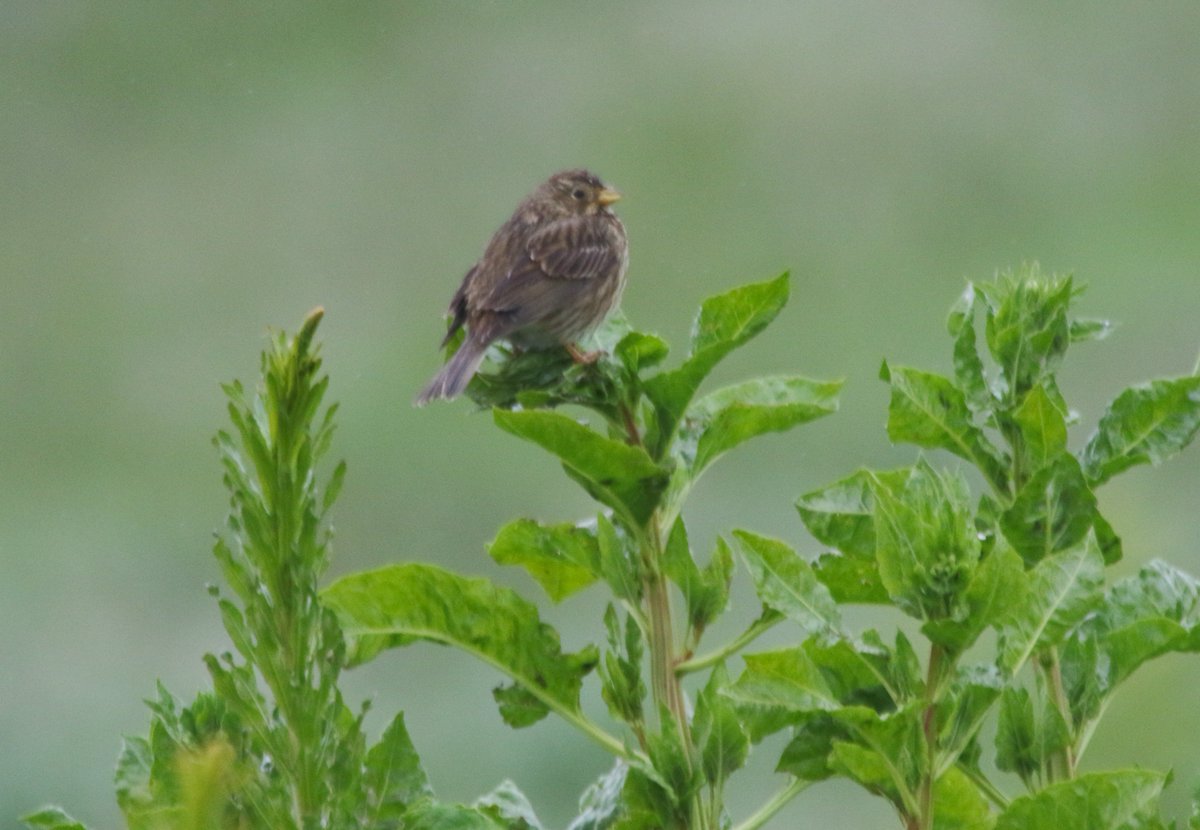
[22,310,520,830]
[25,267,1200,830]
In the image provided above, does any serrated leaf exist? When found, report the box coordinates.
[678,375,841,476]
[493,408,670,524]
[732,530,840,634]
[1000,453,1097,567]
[997,541,1104,674]
[644,273,790,453]
[489,519,599,602]
[881,363,1008,491]
[994,770,1167,830]
[366,711,431,814]
[323,563,595,725]
[21,808,89,830]
[1081,376,1200,484]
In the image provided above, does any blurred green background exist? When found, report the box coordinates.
[4,2,1199,826]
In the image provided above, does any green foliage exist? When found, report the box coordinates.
[324,272,842,830]
[24,310,531,830]
[26,266,1200,830]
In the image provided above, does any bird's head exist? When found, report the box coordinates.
[539,169,622,217]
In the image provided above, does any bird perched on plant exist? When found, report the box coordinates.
[415,169,629,405]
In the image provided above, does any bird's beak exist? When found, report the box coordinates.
[596,187,621,206]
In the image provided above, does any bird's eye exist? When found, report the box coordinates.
[571,188,587,200]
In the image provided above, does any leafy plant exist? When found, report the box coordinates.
[777,265,1200,828]
[25,266,1200,830]
[23,310,516,830]
[325,272,843,830]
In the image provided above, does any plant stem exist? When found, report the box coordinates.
[917,643,946,830]
[731,778,811,830]
[675,612,782,675]
[1040,647,1076,781]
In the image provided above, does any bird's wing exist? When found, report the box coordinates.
[471,216,618,315]
[526,215,622,282]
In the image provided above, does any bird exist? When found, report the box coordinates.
[415,169,629,405]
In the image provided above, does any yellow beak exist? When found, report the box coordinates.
[596,187,621,206]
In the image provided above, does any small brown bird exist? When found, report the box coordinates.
[416,169,629,405]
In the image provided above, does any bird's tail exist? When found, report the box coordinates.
[414,336,488,406]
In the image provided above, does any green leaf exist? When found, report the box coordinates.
[993,685,1069,787]
[802,633,905,710]
[1013,382,1068,471]
[1081,376,1200,484]
[777,715,843,780]
[21,808,89,830]
[596,514,641,604]
[733,530,841,634]
[1062,559,1200,707]
[798,468,907,560]
[614,331,670,374]
[492,683,550,728]
[827,704,926,812]
[366,711,431,817]
[932,766,994,830]
[1000,453,1097,567]
[406,800,509,830]
[694,663,750,785]
[997,541,1104,674]
[870,462,981,621]
[881,363,1008,491]
[947,282,992,413]
[489,518,599,602]
[598,604,645,726]
[663,519,731,634]
[1070,317,1113,343]
[994,770,1167,830]
[936,666,1003,775]
[475,780,545,830]
[566,761,628,830]
[811,552,891,604]
[644,273,790,452]
[493,408,671,524]
[678,375,841,477]
[323,563,595,724]
[724,648,839,742]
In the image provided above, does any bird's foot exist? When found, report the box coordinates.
[565,342,603,365]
